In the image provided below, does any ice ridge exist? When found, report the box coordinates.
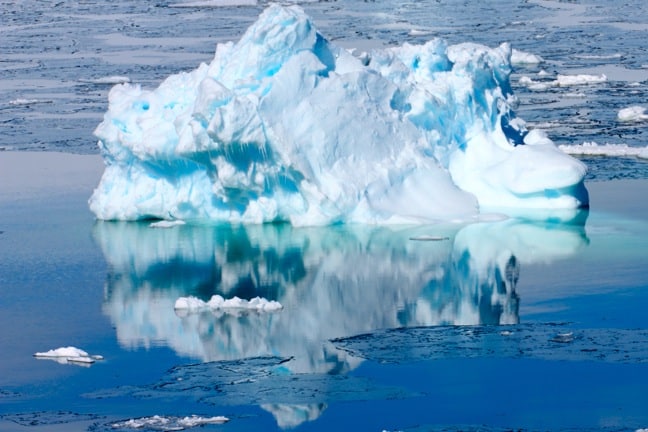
[89,4,588,226]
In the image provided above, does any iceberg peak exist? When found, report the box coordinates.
[89,4,588,226]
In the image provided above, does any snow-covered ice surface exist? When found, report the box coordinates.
[89,4,588,225]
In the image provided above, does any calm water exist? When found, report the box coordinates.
[2,0,648,431]
[1,178,648,431]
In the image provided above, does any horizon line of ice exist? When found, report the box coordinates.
[89,4,589,226]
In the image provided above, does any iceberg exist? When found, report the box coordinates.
[89,4,588,226]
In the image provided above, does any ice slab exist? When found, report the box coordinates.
[89,4,588,226]
[174,294,283,313]
[111,415,228,431]
[33,346,103,366]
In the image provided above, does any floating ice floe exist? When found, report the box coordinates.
[89,4,588,226]
[9,98,52,106]
[617,105,648,122]
[169,0,256,7]
[519,73,607,90]
[79,76,131,85]
[111,415,229,431]
[174,295,283,313]
[150,220,186,228]
[511,48,543,65]
[559,142,648,159]
[33,346,104,365]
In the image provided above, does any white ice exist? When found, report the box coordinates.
[511,48,543,65]
[79,76,131,85]
[33,346,103,365]
[150,220,186,228]
[169,0,256,7]
[89,4,588,226]
[112,415,229,431]
[9,98,52,106]
[560,142,648,159]
[174,294,283,313]
[519,73,607,91]
[617,105,648,122]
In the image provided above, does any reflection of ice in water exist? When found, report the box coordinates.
[94,218,587,426]
[96,219,587,362]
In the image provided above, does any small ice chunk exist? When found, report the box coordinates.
[511,49,543,65]
[555,73,607,86]
[149,220,186,228]
[559,142,648,158]
[174,295,283,313]
[112,415,229,430]
[170,0,256,7]
[408,235,450,241]
[79,76,131,85]
[617,105,648,122]
[9,98,52,106]
[34,346,103,366]
[550,332,574,343]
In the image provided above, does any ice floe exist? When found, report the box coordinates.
[559,142,648,159]
[150,220,186,228]
[111,415,228,431]
[174,294,283,313]
[617,105,648,122]
[511,48,543,65]
[519,73,607,90]
[33,347,103,365]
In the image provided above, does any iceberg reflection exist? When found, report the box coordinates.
[95,218,588,370]
[94,218,587,427]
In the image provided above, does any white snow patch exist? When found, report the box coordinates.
[112,415,229,431]
[34,347,103,365]
[174,295,283,313]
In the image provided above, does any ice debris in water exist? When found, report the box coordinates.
[618,105,648,122]
[559,142,648,159]
[174,295,283,313]
[89,4,588,226]
[149,219,186,228]
[33,346,103,365]
[111,415,229,431]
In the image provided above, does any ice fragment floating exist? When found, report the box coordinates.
[34,346,103,366]
[89,4,588,226]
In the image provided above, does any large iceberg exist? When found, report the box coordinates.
[89,4,588,225]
